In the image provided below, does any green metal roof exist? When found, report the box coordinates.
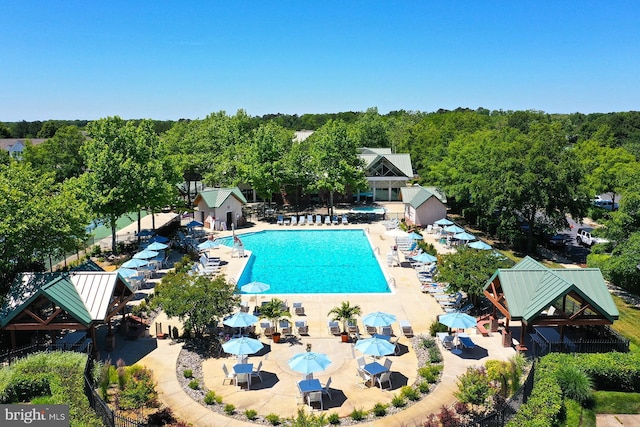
[484,256,619,323]
[358,151,414,178]
[400,186,447,208]
[195,187,247,208]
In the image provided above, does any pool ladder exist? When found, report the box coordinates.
[373,246,381,254]
[388,277,396,288]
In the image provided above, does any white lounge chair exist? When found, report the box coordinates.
[298,215,306,226]
[290,215,298,226]
[400,320,414,337]
[328,321,340,335]
[342,214,348,225]
[324,215,331,225]
[295,320,308,335]
[293,302,305,315]
[315,215,323,226]
[332,215,339,225]
[277,215,284,225]
[347,320,359,334]
[366,325,377,335]
[307,214,314,225]
[280,320,292,337]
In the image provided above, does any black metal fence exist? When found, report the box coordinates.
[462,361,536,427]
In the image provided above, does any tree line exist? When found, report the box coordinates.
[2,107,640,296]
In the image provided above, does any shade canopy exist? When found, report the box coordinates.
[434,218,453,226]
[121,258,149,268]
[186,220,204,228]
[354,336,395,357]
[136,229,155,237]
[288,352,332,375]
[362,311,397,327]
[408,231,424,240]
[444,225,465,234]
[133,249,160,259]
[145,241,168,251]
[117,267,138,278]
[222,337,264,355]
[439,312,477,330]
[149,235,169,243]
[385,229,409,238]
[453,232,476,242]
[411,253,438,264]
[240,281,271,294]
[198,240,221,250]
[469,240,492,250]
[223,312,259,328]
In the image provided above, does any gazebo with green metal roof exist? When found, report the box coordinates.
[483,256,621,352]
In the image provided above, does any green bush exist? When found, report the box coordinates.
[265,413,281,425]
[215,394,223,404]
[224,403,236,415]
[349,408,366,421]
[419,364,443,383]
[391,394,407,407]
[244,409,258,420]
[203,390,216,405]
[428,346,443,363]
[429,322,450,336]
[420,335,437,348]
[556,365,593,405]
[401,385,421,401]
[372,402,387,416]
[418,381,431,394]
[182,369,193,378]
[327,412,340,425]
[188,379,199,390]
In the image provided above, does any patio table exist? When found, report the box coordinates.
[233,363,253,389]
[298,378,322,399]
[363,362,388,386]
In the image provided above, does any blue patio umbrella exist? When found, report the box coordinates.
[133,249,160,259]
[438,312,477,330]
[469,240,492,250]
[198,240,221,250]
[186,220,204,228]
[453,232,476,242]
[145,241,168,251]
[223,312,259,328]
[136,229,155,237]
[444,225,465,234]
[354,336,395,357]
[408,231,424,240]
[149,235,169,243]
[117,267,138,278]
[222,336,264,356]
[288,352,332,375]
[434,218,453,226]
[362,311,397,327]
[121,258,149,269]
[411,253,438,264]
[240,282,271,294]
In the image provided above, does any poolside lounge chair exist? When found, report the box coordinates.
[298,215,306,226]
[366,325,377,335]
[324,215,331,225]
[332,215,339,225]
[277,215,284,225]
[283,217,291,225]
[315,215,323,226]
[293,302,305,315]
[459,335,476,350]
[437,333,454,350]
[328,321,340,335]
[382,325,393,336]
[290,216,298,226]
[400,320,414,337]
[307,214,314,225]
[280,320,293,337]
[347,319,359,334]
[295,320,308,335]
[342,214,348,225]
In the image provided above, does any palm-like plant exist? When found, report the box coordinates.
[258,298,291,334]
[328,301,362,334]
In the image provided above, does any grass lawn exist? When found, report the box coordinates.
[592,391,640,414]
[610,294,640,353]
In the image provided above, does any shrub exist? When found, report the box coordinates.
[182,369,193,379]
[429,321,450,336]
[244,409,258,420]
[188,379,199,390]
[419,364,443,383]
[556,365,593,405]
[438,405,461,427]
[418,381,431,394]
[203,390,216,405]
[401,385,420,401]
[454,401,471,416]
[372,402,387,416]
[327,412,340,425]
[349,408,366,421]
[224,404,236,415]
[420,335,437,348]
[215,394,223,404]
[428,346,443,363]
[265,413,281,425]
[391,394,407,407]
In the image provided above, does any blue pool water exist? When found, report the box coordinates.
[218,230,389,294]
[350,206,387,215]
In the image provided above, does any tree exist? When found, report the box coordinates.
[0,161,89,288]
[327,301,362,334]
[435,248,512,306]
[257,298,291,334]
[0,122,11,138]
[153,271,239,338]
[454,366,491,409]
[22,125,86,183]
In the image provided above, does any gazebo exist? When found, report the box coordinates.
[483,256,625,353]
[0,269,136,359]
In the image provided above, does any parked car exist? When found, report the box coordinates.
[545,234,568,249]
[592,197,619,211]
[576,227,609,246]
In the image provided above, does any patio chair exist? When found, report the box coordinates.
[307,214,314,225]
[400,320,414,337]
[280,320,293,337]
[263,325,274,338]
[328,321,340,335]
[392,336,401,355]
[376,371,393,390]
[441,334,455,350]
[277,215,284,226]
[324,215,331,225]
[342,214,348,225]
[306,391,323,410]
[240,302,250,313]
[290,215,297,226]
[298,215,306,226]
[347,319,359,334]
[356,369,372,388]
[383,358,393,370]
[251,361,263,383]
[366,325,377,335]
[322,377,332,400]
[315,215,323,226]
[283,217,291,226]
[382,325,393,336]
[236,372,250,390]
[332,215,339,225]
[221,364,235,385]
[295,321,309,335]
[356,356,366,371]
[459,336,476,350]
[293,302,305,315]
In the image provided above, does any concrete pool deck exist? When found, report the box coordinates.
[106,204,518,426]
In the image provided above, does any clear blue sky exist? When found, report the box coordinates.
[2,1,639,121]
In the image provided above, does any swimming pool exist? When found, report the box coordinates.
[219,230,389,294]
[349,206,387,215]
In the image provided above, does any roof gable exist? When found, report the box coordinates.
[194,187,247,208]
[400,186,447,208]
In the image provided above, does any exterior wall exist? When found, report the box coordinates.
[196,196,244,230]
[405,197,447,227]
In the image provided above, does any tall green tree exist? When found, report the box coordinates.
[0,161,88,288]
[153,271,239,337]
[22,125,86,183]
